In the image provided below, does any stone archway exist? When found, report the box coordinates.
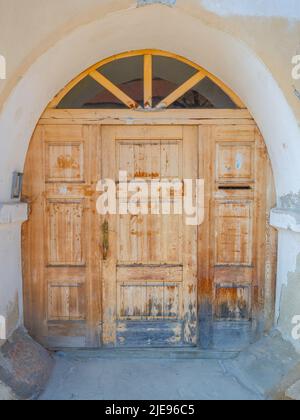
[0,3,299,351]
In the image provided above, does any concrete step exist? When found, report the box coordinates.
[285,380,300,400]
[54,348,239,360]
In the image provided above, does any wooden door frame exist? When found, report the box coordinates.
[24,107,276,349]
[40,109,255,126]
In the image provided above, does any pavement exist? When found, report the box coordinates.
[40,331,300,401]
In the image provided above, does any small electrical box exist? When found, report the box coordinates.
[11,171,23,199]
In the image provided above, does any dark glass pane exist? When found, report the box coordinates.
[58,56,143,109]
[152,56,236,109]
[152,55,197,107]
[168,78,237,109]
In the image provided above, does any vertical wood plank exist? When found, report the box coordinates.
[101,126,117,346]
[144,54,153,109]
[85,125,102,347]
[198,125,214,348]
[182,125,198,345]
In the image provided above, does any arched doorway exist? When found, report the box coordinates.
[22,50,277,350]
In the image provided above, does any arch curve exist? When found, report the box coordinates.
[49,49,245,109]
[0,5,298,202]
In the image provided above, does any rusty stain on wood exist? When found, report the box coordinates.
[56,155,80,170]
[134,171,160,178]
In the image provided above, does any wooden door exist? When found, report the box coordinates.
[22,111,276,350]
[101,126,198,347]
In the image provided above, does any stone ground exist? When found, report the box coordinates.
[40,331,300,401]
[0,328,53,400]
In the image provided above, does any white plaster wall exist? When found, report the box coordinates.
[0,224,22,337]
[0,204,27,337]
[275,229,300,352]
[0,2,299,347]
[200,0,300,20]
[276,230,300,316]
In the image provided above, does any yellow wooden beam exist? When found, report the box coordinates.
[144,54,153,108]
[156,71,206,109]
[89,70,139,109]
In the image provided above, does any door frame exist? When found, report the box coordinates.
[40,109,255,126]
[23,108,276,349]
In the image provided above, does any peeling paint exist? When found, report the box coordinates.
[280,191,300,210]
[56,155,79,170]
[200,0,300,20]
[293,87,300,101]
[137,0,176,6]
[5,294,19,338]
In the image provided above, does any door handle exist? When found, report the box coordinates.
[102,220,109,260]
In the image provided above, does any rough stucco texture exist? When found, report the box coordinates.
[278,254,300,353]
[0,223,23,335]
[199,0,300,19]
[280,191,300,211]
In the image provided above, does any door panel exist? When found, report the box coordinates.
[214,201,253,266]
[198,125,276,349]
[46,199,86,267]
[101,126,198,347]
[22,124,101,348]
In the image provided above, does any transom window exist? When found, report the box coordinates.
[52,50,244,110]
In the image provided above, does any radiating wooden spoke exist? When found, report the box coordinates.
[156,71,206,109]
[144,54,153,108]
[89,70,139,109]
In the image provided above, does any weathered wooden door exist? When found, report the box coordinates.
[101,126,198,347]
[22,110,276,350]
